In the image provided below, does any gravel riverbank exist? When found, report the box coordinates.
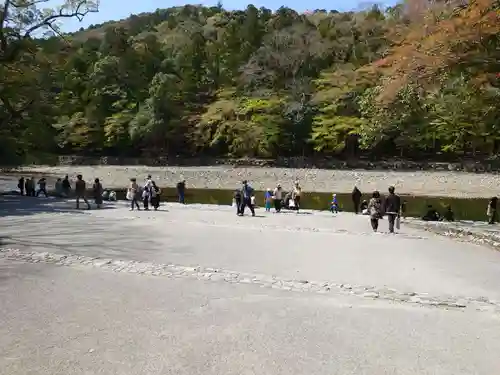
[5,165,500,198]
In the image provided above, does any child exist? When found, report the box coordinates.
[330,193,339,213]
[264,188,273,212]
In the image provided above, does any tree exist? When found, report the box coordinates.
[0,0,98,162]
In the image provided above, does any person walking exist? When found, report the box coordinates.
[352,186,362,214]
[93,178,103,208]
[18,177,24,196]
[239,180,255,216]
[151,181,161,210]
[273,184,283,213]
[143,175,153,210]
[487,197,498,224]
[233,189,242,215]
[25,177,35,196]
[128,178,140,211]
[75,174,91,209]
[62,175,71,197]
[384,186,401,233]
[36,177,48,197]
[177,180,186,204]
[292,181,302,213]
[368,191,383,232]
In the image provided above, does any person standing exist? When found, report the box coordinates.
[55,178,63,197]
[75,174,91,209]
[233,189,242,215]
[384,186,401,233]
[292,181,302,213]
[151,181,161,210]
[128,178,140,211]
[62,175,71,197]
[273,184,283,213]
[25,177,35,196]
[264,188,273,212]
[330,193,339,213]
[368,191,383,232]
[239,180,255,216]
[93,178,103,208]
[143,175,153,210]
[487,197,498,224]
[177,180,186,204]
[18,177,24,196]
[352,186,362,214]
[36,177,48,197]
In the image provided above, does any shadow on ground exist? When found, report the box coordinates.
[0,195,116,218]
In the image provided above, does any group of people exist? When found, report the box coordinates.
[127,175,162,211]
[17,176,48,197]
[234,181,303,216]
[17,174,112,210]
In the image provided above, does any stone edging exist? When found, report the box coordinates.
[1,248,499,314]
[404,220,500,251]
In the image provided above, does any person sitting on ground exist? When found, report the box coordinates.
[102,190,110,201]
[422,204,440,221]
[360,200,369,215]
[442,205,455,222]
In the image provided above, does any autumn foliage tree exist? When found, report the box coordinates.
[1,1,499,162]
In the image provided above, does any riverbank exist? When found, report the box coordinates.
[7,164,500,198]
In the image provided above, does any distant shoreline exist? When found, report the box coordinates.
[3,164,499,198]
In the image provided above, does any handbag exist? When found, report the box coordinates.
[126,190,133,200]
[396,216,401,230]
[289,199,295,208]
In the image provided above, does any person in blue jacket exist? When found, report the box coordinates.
[330,193,339,213]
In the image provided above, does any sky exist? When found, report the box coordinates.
[46,0,398,32]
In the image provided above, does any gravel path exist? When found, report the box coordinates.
[11,164,500,197]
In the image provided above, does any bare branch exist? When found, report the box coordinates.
[23,1,99,39]
[0,0,12,54]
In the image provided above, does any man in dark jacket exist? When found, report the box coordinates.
[384,186,401,233]
[352,186,362,214]
[239,180,255,216]
[177,180,186,204]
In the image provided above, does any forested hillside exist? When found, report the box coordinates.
[1,0,499,163]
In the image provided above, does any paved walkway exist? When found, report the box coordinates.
[1,196,500,374]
